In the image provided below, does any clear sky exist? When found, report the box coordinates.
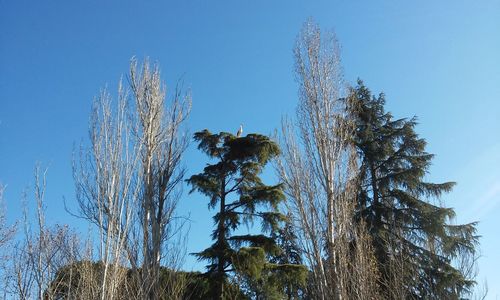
[1,0,499,297]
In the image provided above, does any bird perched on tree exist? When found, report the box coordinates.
[236,124,243,137]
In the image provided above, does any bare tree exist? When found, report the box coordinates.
[74,58,191,299]
[5,166,81,300]
[473,280,488,300]
[129,59,190,299]
[74,78,139,299]
[0,184,17,298]
[276,20,380,299]
[0,185,16,250]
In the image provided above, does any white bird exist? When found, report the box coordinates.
[236,124,243,137]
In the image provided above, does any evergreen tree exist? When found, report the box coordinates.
[347,80,479,299]
[269,214,305,300]
[187,130,305,299]
[271,214,302,267]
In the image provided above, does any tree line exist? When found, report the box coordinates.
[0,20,481,299]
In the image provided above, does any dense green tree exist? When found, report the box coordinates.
[45,261,246,300]
[187,130,306,299]
[347,80,479,299]
[175,270,247,299]
[240,218,307,300]
[269,214,305,299]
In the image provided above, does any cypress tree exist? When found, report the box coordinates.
[347,80,479,299]
[187,130,305,299]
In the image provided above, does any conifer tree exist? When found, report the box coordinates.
[187,130,306,299]
[347,80,479,299]
[269,214,306,299]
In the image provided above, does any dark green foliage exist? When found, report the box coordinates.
[187,130,305,299]
[46,261,247,300]
[45,261,132,299]
[235,217,307,300]
[238,220,308,300]
[174,271,212,299]
[177,270,248,300]
[239,263,308,300]
[269,214,306,299]
[44,260,104,299]
[347,80,479,299]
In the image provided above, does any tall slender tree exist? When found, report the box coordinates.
[277,20,380,300]
[347,80,479,299]
[187,130,306,299]
[74,58,191,299]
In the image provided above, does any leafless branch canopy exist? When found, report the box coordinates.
[73,58,191,299]
[277,20,380,299]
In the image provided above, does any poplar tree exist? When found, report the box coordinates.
[187,130,305,299]
[347,80,479,299]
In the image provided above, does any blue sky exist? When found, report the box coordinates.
[1,0,499,297]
